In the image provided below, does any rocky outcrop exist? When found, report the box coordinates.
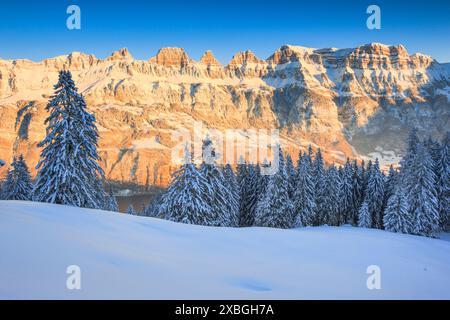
[149,47,191,68]
[0,43,448,186]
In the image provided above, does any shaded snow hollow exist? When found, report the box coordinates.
[0,201,449,299]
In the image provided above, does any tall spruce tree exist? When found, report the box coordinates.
[1,155,33,201]
[285,154,296,199]
[365,159,385,229]
[358,201,371,228]
[340,159,354,224]
[254,148,294,228]
[406,143,440,237]
[158,144,215,225]
[239,164,259,226]
[199,137,238,227]
[293,153,316,227]
[436,132,449,230]
[223,163,241,225]
[399,128,419,182]
[322,165,342,226]
[383,188,412,234]
[351,160,364,225]
[257,159,271,197]
[33,70,106,209]
[312,148,327,225]
[382,165,397,215]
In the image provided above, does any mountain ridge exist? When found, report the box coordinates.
[0,42,448,187]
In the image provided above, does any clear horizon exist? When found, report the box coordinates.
[1,0,449,63]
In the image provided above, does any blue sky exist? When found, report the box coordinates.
[1,0,449,63]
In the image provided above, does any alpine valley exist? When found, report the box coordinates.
[0,43,449,187]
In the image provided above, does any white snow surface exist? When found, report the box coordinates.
[1,200,449,299]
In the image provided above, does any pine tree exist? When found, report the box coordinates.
[399,128,419,182]
[322,165,342,226]
[142,191,164,218]
[381,165,395,218]
[383,188,412,234]
[363,160,373,196]
[126,205,137,215]
[351,160,364,225]
[285,154,296,199]
[158,144,215,225]
[33,70,106,209]
[340,159,354,224]
[199,137,238,227]
[254,148,294,228]
[257,159,271,197]
[365,159,385,229]
[312,148,327,225]
[223,163,240,225]
[1,155,33,201]
[307,144,313,158]
[239,164,259,226]
[293,153,316,227]
[406,143,440,237]
[358,201,371,228]
[106,187,119,212]
[436,132,450,231]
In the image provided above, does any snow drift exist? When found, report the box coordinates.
[0,200,449,299]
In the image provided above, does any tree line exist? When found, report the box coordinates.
[0,70,448,238]
[146,130,449,238]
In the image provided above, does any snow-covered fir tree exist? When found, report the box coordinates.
[199,137,239,227]
[382,165,397,215]
[436,132,449,231]
[1,155,33,201]
[257,159,271,197]
[126,205,137,215]
[33,70,107,209]
[254,148,294,228]
[223,163,241,224]
[383,188,412,234]
[158,144,215,225]
[363,160,373,196]
[285,154,296,199]
[406,143,440,238]
[312,148,327,225]
[339,159,354,224]
[307,144,313,158]
[239,163,259,226]
[398,128,419,183]
[358,201,371,228]
[293,153,316,227]
[365,159,385,229]
[142,191,164,218]
[322,165,342,226]
[106,187,119,212]
[351,160,364,225]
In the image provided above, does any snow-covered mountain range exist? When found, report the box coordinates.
[0,43,449,186]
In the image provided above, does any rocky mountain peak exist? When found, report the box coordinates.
[199,50,221,66]
[149,47,191,67]
[267,45,314,65]
[108,48,133,61]
[229,50,264,65]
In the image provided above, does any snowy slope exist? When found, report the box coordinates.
[0,200,449,299]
